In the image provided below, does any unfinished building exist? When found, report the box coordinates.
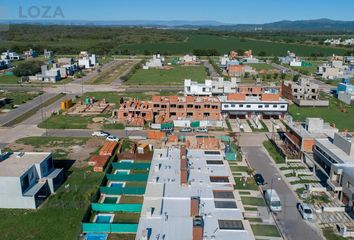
[282,79,329,106]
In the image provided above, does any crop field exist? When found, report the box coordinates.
[118,34,347,56]
[125,65,207,85]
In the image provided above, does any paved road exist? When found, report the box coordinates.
[240,134,323,240]
[201,60,220,79]
[0,92,58,126]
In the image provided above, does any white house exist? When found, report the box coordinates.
[184,78,238,96]
[1,51,21,61]
[78,51,97,69]
[144,54,164,69]
[0,151,64,209]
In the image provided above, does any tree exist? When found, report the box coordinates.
[13,60,42,77]
[258,51,267,57]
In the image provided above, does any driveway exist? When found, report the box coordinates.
[240,134,323,240]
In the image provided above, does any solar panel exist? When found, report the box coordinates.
[218,220,244,230]
[206,160,224,165]
[215,201,237,209]
[213,191,235,199]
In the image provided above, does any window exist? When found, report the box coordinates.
[204,151,221,155]
[213,190,234,199]
[273,105,277,108]
[258,105,263,108]
[161,105,167,109]
[265,104,269,108]
[246,105,251,108]
[142,113,146,117]
[187,104,193,108]
[170,112,176,116]
[204,104,210,108]
[123,113,128,117]
[187,112,193,117]
[195,105,201,109]
[212,105,218,109]
[280,105,285,109]
[170,104,176,108]
[178,105,184,109]
[239,104,243,107]
[153,104,160,108]
[224,104,229,108]
[231,104,235,107]
[203,112,210,117]
[21,175,30,192]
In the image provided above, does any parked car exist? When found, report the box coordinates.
[254,173,265,185]
[106,135,119,142]
[161,127,174,132]
[92,131,110,137]
[297,203,313,220]
[195,127,208,133]
[180,127,192,133]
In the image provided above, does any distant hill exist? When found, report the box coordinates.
[2,18,354,31]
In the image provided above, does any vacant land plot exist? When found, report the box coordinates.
[125,65,207,85]
[288,95,354,131]
[0,91,42,111]
[118,34,347,56]
[86,60,139,84]
[245,63,275,71]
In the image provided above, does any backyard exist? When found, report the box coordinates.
[124,65,207,85]
[288,95,354,131]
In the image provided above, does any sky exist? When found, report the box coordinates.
[1,0,354,24]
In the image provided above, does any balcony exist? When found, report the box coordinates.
[327,179,343,191]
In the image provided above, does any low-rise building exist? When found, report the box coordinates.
[0,151,64,209]
[29,65,61,83]
[136,147,255,240]
[23,49,38,59]
[180,54,197,65]
[1,50,21,61]
[337,80,354,106]
[78,51,97,69]
[0,59,11,70]
[184,78,238,96]
[144,54,164,69]
[281,78,329,106]
[44,49,54,59]
[283,118,338,159]
[114,95,221,126]
[219,86,288,119]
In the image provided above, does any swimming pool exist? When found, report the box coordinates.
[95,215,112,223]
[115,170,130,175]
[85,233,108,240]
[110,182,124,188]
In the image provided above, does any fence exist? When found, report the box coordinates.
[111,162,150,170]
[100,186,146,195]
[82,223,138,233]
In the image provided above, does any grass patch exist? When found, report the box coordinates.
[0,75,20,84]
[241,197,266,206]
[16,136,89,149]
[103,123,125,130]
[245,217,263,223]
[0,167,104,240]
[39,114,100,129]
[289,95,354,131]
[245,63,275,71]
[234,177,259,191]
[125,65,207,85]
[119,196,144,204]
[263,140,286,164]
[322,228,353,240]
[113,212,140,224]
[251,224,281,237]
[290,179,319,185]
[230,165,250,172]
[108,234,136,240]
[279,166,305,170]
[247,119,268,132]
[244,206,258,211]
[284,172,296,178]
[0,91,42,110]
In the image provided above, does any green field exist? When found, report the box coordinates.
[119,34,347,56]
[0,91,42,110]
[125,65,207,85]
[0,75,20,84]
[288,95,354,131]
[251,224,281,237]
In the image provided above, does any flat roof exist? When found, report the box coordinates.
[0,152,51,177]
[136,148,254,240]
[316,138,353,163]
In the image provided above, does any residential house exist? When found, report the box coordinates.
[0,151,64,209]
[184,78,238,96]
[219,86,288,119]
[281,78,329,106]
[144,54,164,69]
[78,51,97,69]
[29,65,61,83]
[44,49,54,59]
[23,49,38,59]
[1,50,21,61]
[337,80,354,106]
[282,118,338,159]
[180,54,197,65]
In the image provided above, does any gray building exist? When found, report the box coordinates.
[0,152,64,209]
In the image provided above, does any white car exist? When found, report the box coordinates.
[195,127,208,133]
[298,203,313,220]
[106,135,119,142]
[92,131,110,137]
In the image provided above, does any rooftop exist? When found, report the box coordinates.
[0,152,51,177]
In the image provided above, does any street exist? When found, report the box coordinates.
[240,133,323,240]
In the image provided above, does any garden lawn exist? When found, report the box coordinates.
[234,177,259,191]
[241,196,266,206]
[125,65,207,85]
[251,224,281,237]
[288,95,354,131]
